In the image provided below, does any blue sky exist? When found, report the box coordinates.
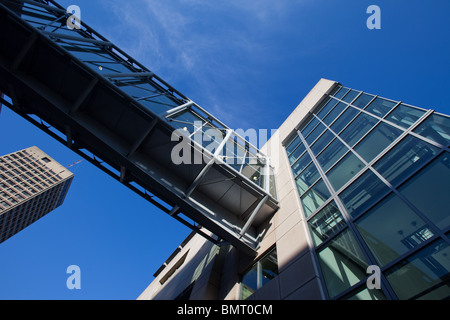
[0,0,449,300]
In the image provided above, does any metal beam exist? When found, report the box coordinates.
[42,30,112,46]
[240,195,269,238]
[102,72,154,79]
[161,101,194,118]
[70,77,98,114]
[184,129,233,198]
[127,117,159,157]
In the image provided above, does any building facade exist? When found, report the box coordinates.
[0,146,74,243]
[138,79,450,300]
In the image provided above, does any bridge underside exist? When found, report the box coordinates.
[0,0,278,255]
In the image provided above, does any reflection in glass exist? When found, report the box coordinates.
[330,106,360,135]
[373,135,440,187]
[327,152,365,192]
[385,104,425,129]
[399,153,450,230]
[308,201,346,246]
[292,152,312,178]
[353,122,402,163]
[414,113,450,147]
[339,170,390,219]
[316,138,348,172]
[323,102,347,126]
[365,97,397,118]
[342,90,360,103]
[340,112,379,147]
[317,98,339,120]
[288,143,306,165]
[310,130,335,156]
[301,179,332,217]
[352,93,375,109]
[385,239,450,300]
[318,229,369,299]
[305,122,326,146]
[356,193,434,267]
[295,162,320,195]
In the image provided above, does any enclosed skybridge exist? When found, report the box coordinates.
[0,0,278,254]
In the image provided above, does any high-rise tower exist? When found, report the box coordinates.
[0,146,74,243]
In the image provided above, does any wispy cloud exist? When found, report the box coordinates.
[98,0,306,129]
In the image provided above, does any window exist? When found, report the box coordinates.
[365,97,396,118]
[373,135,440,187]
[353,122,403,163]
[316,138,348,172]
[326,152,365,192]
[295,162,320,195]
[414,113,450,147]
[339,112,379,148]
[323,102,347,126]
[385,104,425,129]
[240,247,278,300]
[385,239,450,300]
[317,229,369,299]
[308,200,346,246]
[399,152,450,230]
[355,193,434,267]
[352,93,375,109]
[339,170,390,219]
[301,179,331,217]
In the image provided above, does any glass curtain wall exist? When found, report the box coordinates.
[284,85,450,300]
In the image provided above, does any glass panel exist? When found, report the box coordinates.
[305,122,326,146]
[295,162,320,195]
[334,87,350,100]
[260,249,279,288]
[316,138,348,172]
[353,122,403,163]
[317,98,338,120]
[323,102,347,125]
[310,130,335,156]
[399,153,450,230]
[327,152,365,192]
[288,143,306,165]
[301,117,319,138]
[169,109,205,134]
[373,135,440,187]
[318,229,369,299]
[365,97,397,118]
[339,170,391,219]
[342,90,360,103]
[385,103,425,129]
[241,265,257,299]
[342,287,387,300]
[352,93,375,109]
[308,200,346,246]
[385,239,450,300]
[414,113,450,147]
[301,179,332,217]
[292,152,312,178]
[340,112,379,147]
[356,193,434,267]
[330,106,360,135]
[285,134,301,155]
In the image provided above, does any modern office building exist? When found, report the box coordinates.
[0,146,74,243]
[0,0,448,300]
[138,79,450,300]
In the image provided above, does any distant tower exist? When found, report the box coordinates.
[0,146,74,243]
